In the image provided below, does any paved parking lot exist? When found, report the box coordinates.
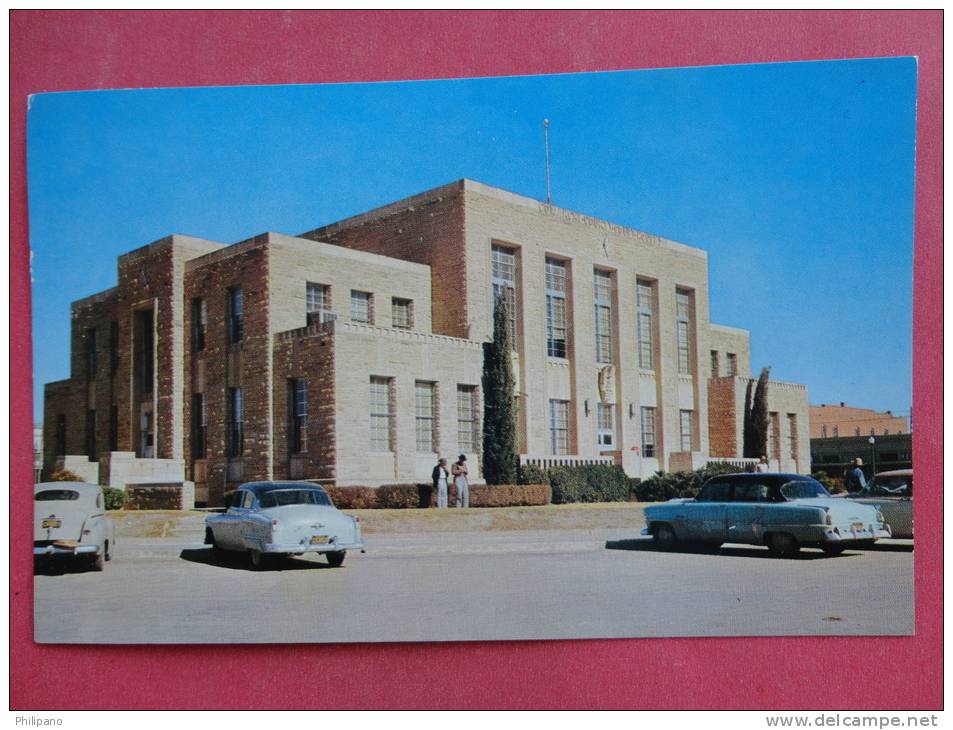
[34,517,914,643]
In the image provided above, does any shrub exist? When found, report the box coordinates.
[468,484,551,507]
[376,483,421,509]
[326,486,378,509]
[547,466,587,504]
[516,463,550,486]
[812,471,843,494]
[579,463,629,502]
[102,486,125,510]
[49,470,83,482]
[634,461,742,502]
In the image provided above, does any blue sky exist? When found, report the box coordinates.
[28,58,917,422]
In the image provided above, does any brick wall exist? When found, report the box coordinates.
[707,376,739,457]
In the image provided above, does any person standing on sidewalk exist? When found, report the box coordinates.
[451,454,470,508]
[755,455,769,473]
[845,458,868,493]
[432,457,450,509]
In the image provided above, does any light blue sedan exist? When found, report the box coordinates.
[642,473,891,557]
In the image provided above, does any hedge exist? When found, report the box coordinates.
[516,463,629,504]
[49,470,83,482]
[102,486,126,510]
[633,461,741,502]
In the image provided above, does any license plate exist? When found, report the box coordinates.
[852,522,865,531]
[310,535,329,545]
[41,518,61,529]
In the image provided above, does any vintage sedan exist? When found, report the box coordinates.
[642,473,891,557]
[205,481,364,568]
[844,469,913,539]
[34,482,115,571]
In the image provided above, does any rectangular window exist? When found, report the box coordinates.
[821,424,828,438]
[491,244,518,350]
[306,283,332,325]
[350,290,372,324]
[594,270,613,364]
[710,350,720,378]
[640,407,656,458]
[832,425,839,437]
[636,280,655,370]
[676,288,693,375]
[415,381,437,453]
[289,379,308,454]
[109,405,118,452]
[85,328,97,377]
[854,427,861,437]
[597,403,615,451]
[391,298,413,329]
[191,298,206,352]
[768,411,779,459]
[135,309,154,395]
[545,257,568,358]
[787,413,798,460]
[190,393,207,459]
[85,409,97,459]
[679,409,694,452]
[726,353,738,376]
[227,387,244,457]
[227,287,244,344]
[457,386,478,453]
[369,377,394,451]
[109,321,119,373]
[55,414,67,456]
[549,399,570,455]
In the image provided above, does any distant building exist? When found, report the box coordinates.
[43,179,811,506]
[811,433,912,479]
[33,424,42,482]
[810,403,908,439]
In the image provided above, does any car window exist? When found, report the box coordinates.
[258,489,332,508]
[231,491,246,508]
[96,492,102,509]
[733,483,769,502]
[698,482,730,502]
[869,476,912,497]
[242,491,255,508]
[35,489,81,501]
[780,479,830,500]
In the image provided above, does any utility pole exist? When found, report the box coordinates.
[543,118,552,205]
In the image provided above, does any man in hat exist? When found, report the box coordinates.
[845,457,868,493]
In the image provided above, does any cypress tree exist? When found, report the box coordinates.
[748,366,771,459]
[742,378,754,458]
[481,295,518,484]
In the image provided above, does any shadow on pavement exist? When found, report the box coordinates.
[856,541,914,553]
[604,538,856,561]
[33,559,100,576]
[179,547,336,571]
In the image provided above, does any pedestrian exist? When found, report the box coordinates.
[451,454,469,508]
[845,457,867,493]
[755,455,769,473]
[432,457,450,509]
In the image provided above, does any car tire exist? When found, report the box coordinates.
[205,527,222,555]
[653,524,678,551]
[249,549,268,569]
[821,544,846,556]
[104,540,112,562]
[326,551,346,568]
[91,550,105,572]
[766,533,800,558]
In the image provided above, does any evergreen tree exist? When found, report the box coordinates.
[742,378,754,458]
[481,295,518,484]
[746,366,771,459]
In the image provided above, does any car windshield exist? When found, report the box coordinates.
[35,489,81,501]
[779,480,830,500]
[869,475,912,496]
[257,489,332,508]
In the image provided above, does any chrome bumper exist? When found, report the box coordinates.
[640,527,651,536]
[262,540,365,555]
[34,545,99,556]
[821,524,892,542]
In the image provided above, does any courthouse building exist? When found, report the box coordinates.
[43,180,811,506]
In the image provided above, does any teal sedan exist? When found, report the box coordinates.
[642,473,891,557]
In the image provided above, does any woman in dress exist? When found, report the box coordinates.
[451,454,469,508]
[432,457,450,509]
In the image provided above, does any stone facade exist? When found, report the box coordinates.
[810,403,909,439]
[43,179,812,505]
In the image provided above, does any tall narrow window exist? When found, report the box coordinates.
[350,290,372,324]
[289,379,308,454]
[549,399,570,455]
[491,244,518,350]
[854,427,861,437]
[710,350,720,378]
[191,298,206,352]
[227,288,244,344]
[227,388,244,457]
[597,403,615,451]
[726,353,738,376]
[415,382,436,453]
[640,407,657,458]
[768,411,779,458]
[594,270,613,364]
[832,425,839,437]
[54,414,67,457]
[369,377,394,451]
[191,393,207,459]
[545,258,568,358]
[636,280,655,370]
[391,298,413,329]
[85,409,97,459]
[676,288,693,375]
[85,328,98,377]
[679,409,694,452]
[457,385,478,453]
[108,405,118,452]
[306,283,332,325]
[787,414,798,460]
[109,321,119,373]
[821,424,828,438]
[136,310,154,394]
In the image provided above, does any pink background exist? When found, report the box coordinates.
[10,10,942,710]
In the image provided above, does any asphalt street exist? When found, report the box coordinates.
[34,523,914,643]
